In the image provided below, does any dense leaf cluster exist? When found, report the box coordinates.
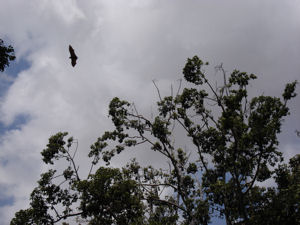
[0,39,15,72]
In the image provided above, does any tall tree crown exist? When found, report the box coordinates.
[11,56,298,225]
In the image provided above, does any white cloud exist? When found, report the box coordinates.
[0,0,300,224]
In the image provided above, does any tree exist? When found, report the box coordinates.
[11,56,298,225]
[0,38,16,72]
[248,154,300,225]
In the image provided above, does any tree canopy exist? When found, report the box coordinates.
[0,39,15,72]
[11,56,298,225]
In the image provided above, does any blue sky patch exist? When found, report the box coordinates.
[0,114,31,136]
[0,195,14,207]
[0,184,15,207]
[4,57,30,78]
[0,57,31,97]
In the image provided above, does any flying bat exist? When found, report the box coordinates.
[69,45,78,67]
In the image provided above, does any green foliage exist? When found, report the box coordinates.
[0,39,15,72]
[182,56,208,85]
[11,56,298,225]
[10,209,36,225]
[77,167,144,225]
[249,154,300,225]
[41,132,69,164]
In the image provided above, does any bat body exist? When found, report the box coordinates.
[69,45,78,67]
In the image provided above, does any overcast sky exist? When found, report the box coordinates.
[0,0,300,224]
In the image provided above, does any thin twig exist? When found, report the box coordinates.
[65,148,81,181]
[72,139,79,159]
[148,197,187,212]
[176,79,182,97]
[53,212,83,223]
[152,80,162,101]
[139,182,177,189]
[58,179,68,187]
[87,156,96,178]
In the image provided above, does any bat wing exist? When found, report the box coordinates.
[69,45,78,67]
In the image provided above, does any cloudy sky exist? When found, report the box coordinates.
[0,0,300,224]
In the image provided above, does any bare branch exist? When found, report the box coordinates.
[65,146,81,182]
[152,80,162,101]
[176,79,182,97]
[151,197,187,212]
[139,182,177,190]
[53,212,83,223]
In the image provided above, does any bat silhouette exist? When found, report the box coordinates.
[69,45,78,67]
